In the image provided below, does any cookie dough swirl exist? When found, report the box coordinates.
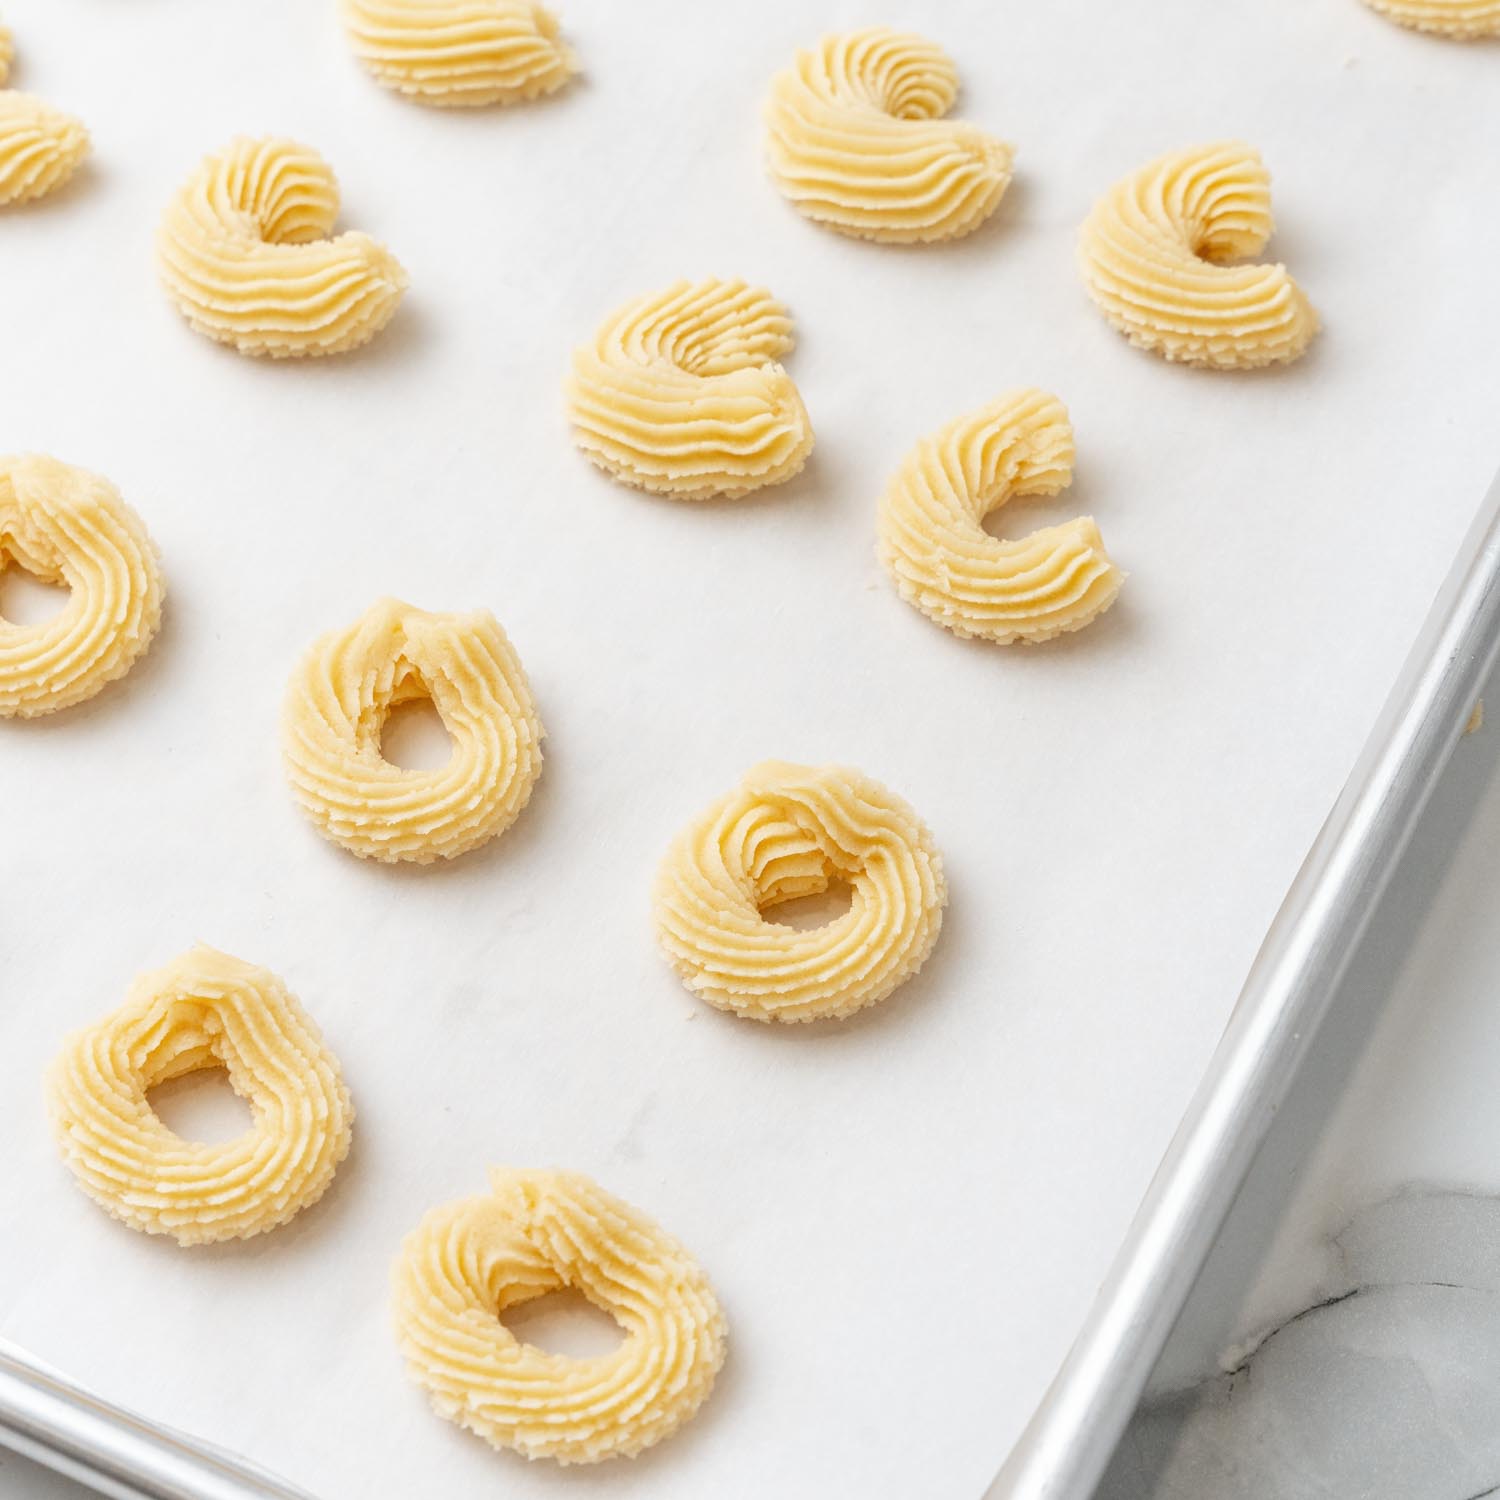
[1363,0,1500,34]
[341,0,577,106]
[566,279,814,501]
[157,137,408,358]
[1078,142,1318,369]
[0,25,89,206]
[764,28,1013,243]
[283,597,544,864]
[393,1168,725,1464]
[654,762,946,1023]
[0,455,163,718]
[877,391,1122,645]
[46,946,353,1246]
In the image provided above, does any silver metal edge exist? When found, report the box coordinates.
[986,466,1500,1500]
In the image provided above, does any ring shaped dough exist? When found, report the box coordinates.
[877,390,1122,645]
[0,455,163,718]
[393,1168,726,1464]
[1363,0,1500,33]
[1078,142,1318,369]
[764,28,1013,243]
[654,761,946,1023]
[46,946,353,1245]
[282,597,544,864]
[565,279,814,501]
[0,25,88,206]
[157,137,408,358]
[341,0,577,106]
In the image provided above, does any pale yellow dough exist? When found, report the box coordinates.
[0,24,88,206]
[46,946,353,1245]
[0,455,163,718]
[341,0,577,106]
[877,390,1122,645]
[283,597,544,864]
[764,27,1013,243]
[565,279,814,501]
[1363,0,1500,34]
[1078,142,1318,370]
[393,1168,726,1464]
[157,137,408,358]
[654,761,946,1023]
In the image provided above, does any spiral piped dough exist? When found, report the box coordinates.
[1363,0,1500,33]
[655,762,946,1023]
[1078,142,1318,370]
[157,136,408,358]
[566,279,814,501]
[0,25,88,206]
[341,0,577,106]
[283,597,544,864]
[46,946,352,1246]
[0,455,163,718]
[764,28,1013,244]
[393,1168,726,1464]
[877,391,1121,645]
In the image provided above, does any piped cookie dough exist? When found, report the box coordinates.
[0,24,88,206]
[1363,0,1500,34]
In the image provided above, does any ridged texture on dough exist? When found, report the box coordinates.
[341,0,577,106]
[283,597,544,864]
[1078,142,1318,369]
[0,25,89,206]
[764,28,1013,243]
[0,454,163,718]
[655,762,946,1023]
[877,391,1122,644]
[393,1168,726,1464]
[157,137,408,358]
[566,279,814,501]
[1363,0,1500,33]
[46,946,353,1246]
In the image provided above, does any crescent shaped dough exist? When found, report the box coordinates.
[282,597,544,864]
[1078,142,1318,370]
[877,390,1122,644]
[0,25,89,206]
[565,278,814,501]
[1,455,163,718]
[393,1168,726,1464]
[341,0,577,106]
[46,946,353,1245]
[1363,0,1500,33]
[764,27,1013,243]
[654,761,946,1023]
[157,137,408,358]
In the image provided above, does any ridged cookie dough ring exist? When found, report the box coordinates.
[46,946,353,1246]
[0,454,163,718]
[283,597,544,863]
[654,761,946,1023]
[565,278,814,501]
[877,390,1122,644]
[765,27,1013,243]
[1078,141,1318,370]
[393,1168,726,1464]
[0,24,89,206]
[1363,0,1500,34]
[157,136,408,358]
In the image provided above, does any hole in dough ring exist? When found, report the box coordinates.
[1078,141,1318,370]
[282,597,544,864]
[0,454,163,718]
[392,1168,727,1464]
[764,27,1013,243]
[1363,0,1500,34]
[0,25,89,206]
[876,389,1122,645]
[654,760,947,1023]
[46,946,353,1246]
[156,136,408,358]
[340,0,578,107]
[565,278,814,501]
